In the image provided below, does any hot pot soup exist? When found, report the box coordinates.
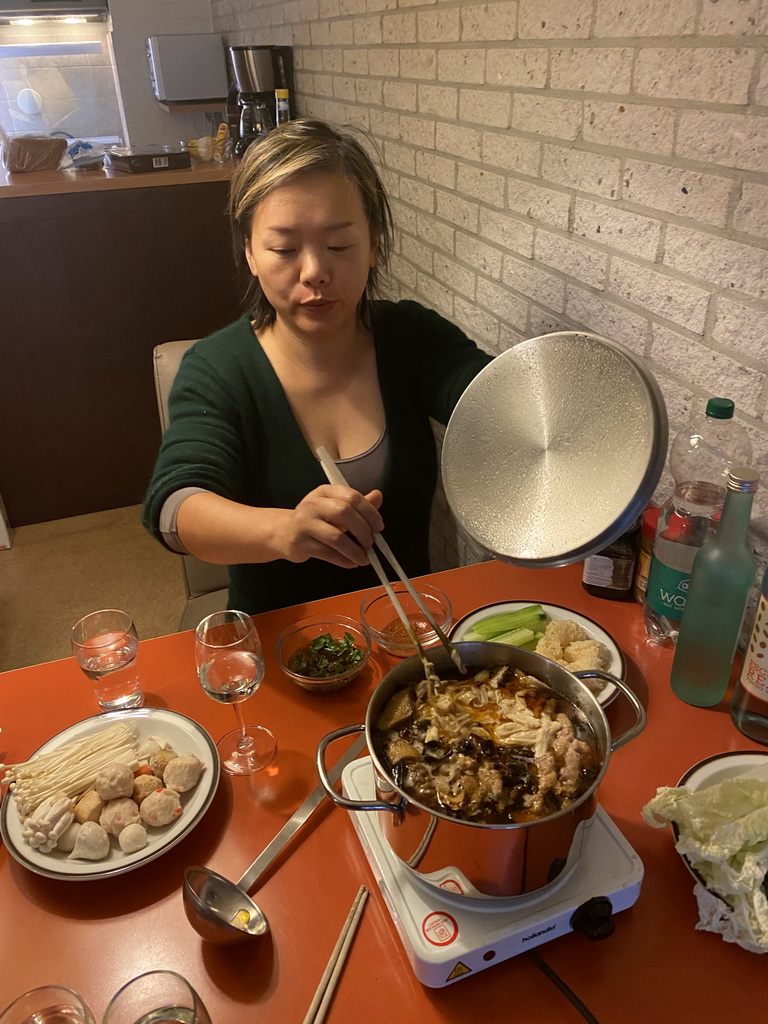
[373,664,600,825]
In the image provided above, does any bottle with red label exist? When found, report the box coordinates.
[731,565,768,745]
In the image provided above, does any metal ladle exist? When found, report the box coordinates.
[183,735,366,945]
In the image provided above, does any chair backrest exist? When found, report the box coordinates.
[153,339,198,433]
[428,420,491,572]
[152,341,230,611]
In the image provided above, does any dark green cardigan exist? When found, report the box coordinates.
[142,300,492,615]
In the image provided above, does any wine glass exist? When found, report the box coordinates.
[0,985,95,1024]
[101,971,210,1024]
[195,609,277,775]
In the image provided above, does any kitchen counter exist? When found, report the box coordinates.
[0,158,234,198]
[0,161,241,526]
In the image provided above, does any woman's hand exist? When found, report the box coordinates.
[278,485,384,568]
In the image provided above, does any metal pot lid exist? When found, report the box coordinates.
[442,331,668,568]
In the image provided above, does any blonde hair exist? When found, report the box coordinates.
[228,119,394,327]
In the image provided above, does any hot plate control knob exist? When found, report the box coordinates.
[570,896,615,940]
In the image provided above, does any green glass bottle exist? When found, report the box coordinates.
[670,467,759,708]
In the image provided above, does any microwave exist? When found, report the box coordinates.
[147,33,228,103]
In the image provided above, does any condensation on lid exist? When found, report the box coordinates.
[441,332,668,568]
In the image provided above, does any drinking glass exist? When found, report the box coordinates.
[0,985,95,1024]
[71,609,143,713]
[101,971,211,1024]
[195,609,277,775]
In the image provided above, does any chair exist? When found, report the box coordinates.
[152,340,230,632]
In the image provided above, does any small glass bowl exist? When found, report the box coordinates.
[275,614,371,692]
[359,583,453,658]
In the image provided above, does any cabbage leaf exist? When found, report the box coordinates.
[642,778,768,953]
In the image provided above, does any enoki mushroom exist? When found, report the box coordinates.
[1,722,140,819]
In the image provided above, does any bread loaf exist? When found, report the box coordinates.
[3,135,67,173]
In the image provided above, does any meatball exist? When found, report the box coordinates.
[100,797,141,837]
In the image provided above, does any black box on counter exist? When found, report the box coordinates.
[104,146,192,174]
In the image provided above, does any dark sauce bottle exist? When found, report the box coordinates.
[581,518,641,600]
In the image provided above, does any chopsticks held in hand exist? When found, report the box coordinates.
[316,446,465,676]
[302,886,369,1024]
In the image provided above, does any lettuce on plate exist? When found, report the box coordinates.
[642,778,768,954]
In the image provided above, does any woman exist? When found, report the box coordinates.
[142,120,492,615]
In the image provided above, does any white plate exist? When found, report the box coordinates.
[677,750,768,791]
[674,750,768,901]
[1,708,220,881]
[449,601,625,706]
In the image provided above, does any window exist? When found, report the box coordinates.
[0,20,124,143]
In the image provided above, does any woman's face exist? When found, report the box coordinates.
[245,171,376,339]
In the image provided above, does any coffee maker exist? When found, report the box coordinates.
[227,45,294,156]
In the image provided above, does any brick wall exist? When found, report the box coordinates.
[212,0,768,569]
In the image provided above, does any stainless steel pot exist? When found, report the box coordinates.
[317,643,645,900]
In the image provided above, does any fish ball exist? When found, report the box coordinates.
[69,821,110,861]
[164,754,203,794]
[118,822,148,854]
[140,788,182,827]
[94,762,134,801]
[57,821,81,853]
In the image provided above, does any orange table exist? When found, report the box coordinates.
[0,560,763,1023]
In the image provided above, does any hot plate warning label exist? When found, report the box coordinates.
[422,911,458,946]
[446,962,472,981]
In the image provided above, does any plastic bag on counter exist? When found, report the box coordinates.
[0,127,68,173]
[185,123,230,164]
[59,139,105,170]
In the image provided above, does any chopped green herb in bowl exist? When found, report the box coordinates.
[289,631,364,678]
[276,615,371,691]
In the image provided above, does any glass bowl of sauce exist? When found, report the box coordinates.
[359,583,452,658]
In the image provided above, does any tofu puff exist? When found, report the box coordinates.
[133,774,163,804]
[535,620,611,674]
[74,789,105,824]
[140,788,182,827]
[148,748,178,782]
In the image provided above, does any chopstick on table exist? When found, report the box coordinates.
[302,885,369,1024]
[316,446,465,675]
